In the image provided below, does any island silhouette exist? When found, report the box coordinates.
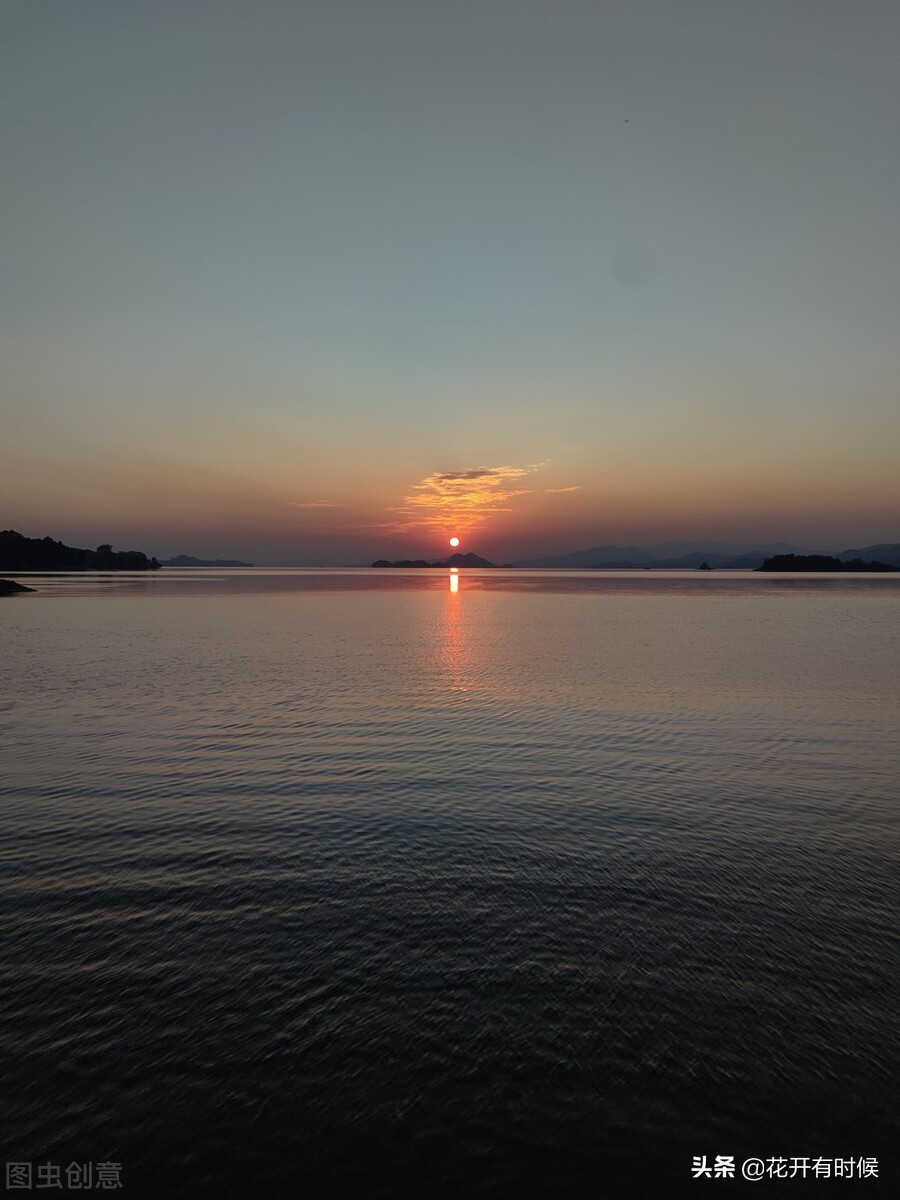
[512,540,900,569]
[161,554,253,567]
[757,554,898,572]
[373,552,495,568]
[0,578,35,595]
[0,530,160,571]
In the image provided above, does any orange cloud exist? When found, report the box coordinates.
[544,485,581,493]
[382,462,549,533]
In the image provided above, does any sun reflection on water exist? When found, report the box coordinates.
[441,569,472,693]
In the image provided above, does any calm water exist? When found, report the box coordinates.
[2,570,898,1198]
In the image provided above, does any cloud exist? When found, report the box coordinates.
[289,462,576,539]
[431,469,487,481]
[545,485,581,493]
[381,462,550,533]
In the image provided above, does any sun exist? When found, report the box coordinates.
[449,536,460,547]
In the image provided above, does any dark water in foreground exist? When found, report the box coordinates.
[1,571,898,1197]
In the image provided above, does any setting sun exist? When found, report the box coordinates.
[449,537,460,547]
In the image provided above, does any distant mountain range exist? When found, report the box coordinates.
[512,540,900,569]
[161,554,253,567]
[7,529,898,573]
[835,543,900,566]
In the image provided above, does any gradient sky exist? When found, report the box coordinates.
[2,0,898,563]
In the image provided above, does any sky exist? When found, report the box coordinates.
[2,0,898,564]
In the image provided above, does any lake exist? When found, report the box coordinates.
[2,570,897,1197]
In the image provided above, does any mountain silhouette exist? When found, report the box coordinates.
[835,542,900,566]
